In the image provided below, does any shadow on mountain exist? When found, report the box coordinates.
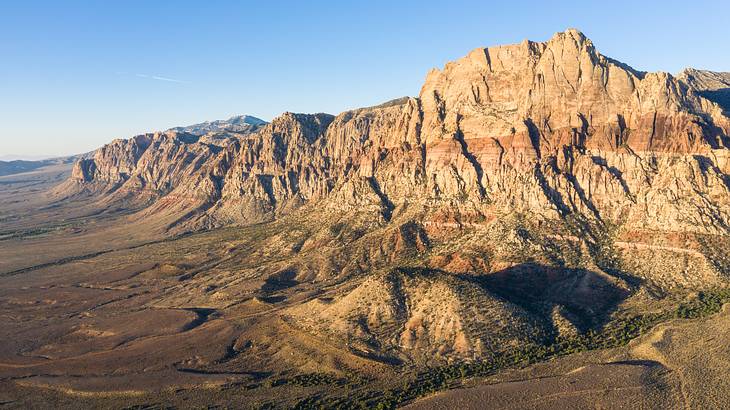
[261,268,299,292]
[698,88,730,113]
[465,263,633,333]
[394,263,633,335]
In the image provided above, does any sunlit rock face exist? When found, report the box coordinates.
[62,29,730,235]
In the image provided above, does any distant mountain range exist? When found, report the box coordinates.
[0,154,57,161]
[0,155,83,177]
[0,115,268,177]
[167,114,267,136]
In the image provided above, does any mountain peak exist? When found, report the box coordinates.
[550,27,588,43]
[168,114,268,136]
[420,29,730,152]
[677,68,730,113]
[225,114,268,126]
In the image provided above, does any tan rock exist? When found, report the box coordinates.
[59,29,730,237]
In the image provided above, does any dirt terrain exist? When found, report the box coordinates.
[0,168,401,408]
[408,305,730,410]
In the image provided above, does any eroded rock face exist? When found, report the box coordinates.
[678,68,730,113]
[62,29,730,236]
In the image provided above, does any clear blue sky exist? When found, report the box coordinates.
[1,0,729,158]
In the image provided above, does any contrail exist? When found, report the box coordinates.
[135,73,188,83]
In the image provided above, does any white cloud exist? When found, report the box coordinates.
[134,73,188,83]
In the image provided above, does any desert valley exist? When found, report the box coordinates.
[1,29,730,409]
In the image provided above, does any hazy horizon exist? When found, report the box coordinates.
[2,0,730,158]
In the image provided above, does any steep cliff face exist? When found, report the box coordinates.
[204,113,336,224]
[63,29,730,237]
[410,30,729,230]
[678,68,730,113]
[420,30,729,153]
[67,132,220,207]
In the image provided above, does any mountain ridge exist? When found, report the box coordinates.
[168,114,268,136]
[59,29,730,238]
[677,67,730,113]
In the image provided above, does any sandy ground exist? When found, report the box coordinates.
[407,305,730,410]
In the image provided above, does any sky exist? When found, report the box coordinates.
[1,0,729,159]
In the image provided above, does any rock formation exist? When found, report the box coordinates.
[8,28,725,370]
[678,68,730,113]
[61,29,730,240]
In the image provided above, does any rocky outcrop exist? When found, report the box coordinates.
[678,68,730,113]
[62,29,730,237]
[286,269,549,363]
[420,30,729,154]
[65,132,217,203]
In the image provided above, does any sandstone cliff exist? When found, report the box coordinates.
[61,29,730,239]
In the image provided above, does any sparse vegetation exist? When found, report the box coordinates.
[270,373,349,388]
[675,289,730,319]
[287,288,730,409]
